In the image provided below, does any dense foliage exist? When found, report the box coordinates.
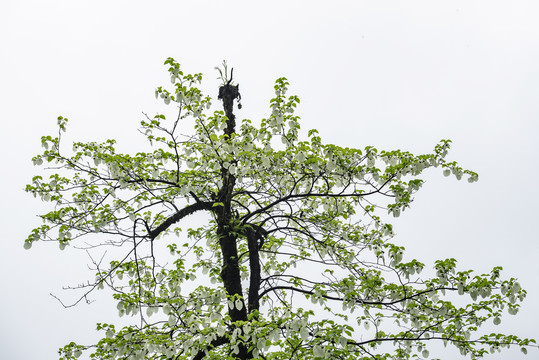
[26,59,536,359]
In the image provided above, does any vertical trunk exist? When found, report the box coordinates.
[247,228,261,313]
[216,82,250,359]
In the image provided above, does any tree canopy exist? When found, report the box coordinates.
[26,58,536,359]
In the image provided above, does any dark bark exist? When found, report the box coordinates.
[190,336,229,360]
[246,227,261,313]
[148,201,213,240]
[215,79,251,359]
[218,82,240,137]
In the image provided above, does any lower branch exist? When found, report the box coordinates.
[148,201,213,240]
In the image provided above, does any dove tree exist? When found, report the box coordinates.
[26,58,536,360]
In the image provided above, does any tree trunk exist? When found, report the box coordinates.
[216,82,251,359]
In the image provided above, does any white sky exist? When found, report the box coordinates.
[1,1,538,359]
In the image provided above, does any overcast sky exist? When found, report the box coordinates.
[1,1,538,359]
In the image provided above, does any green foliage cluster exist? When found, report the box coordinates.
[26,58,535,359]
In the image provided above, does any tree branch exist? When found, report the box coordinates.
[148,200,213,240]
[191,335,229,360]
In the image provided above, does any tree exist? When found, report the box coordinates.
[26,58,536,360]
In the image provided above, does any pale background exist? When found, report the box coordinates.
[1,1,538,359]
